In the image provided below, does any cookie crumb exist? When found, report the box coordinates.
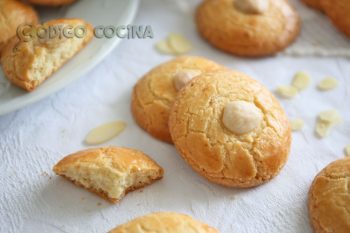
[292,72,311,91]
[317,77,338,91]
[97,202,102,206]
[276,85,298,99]
[290,118,304,131]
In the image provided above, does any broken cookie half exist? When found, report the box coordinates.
[1,18,93,91]
[53,147,164,203]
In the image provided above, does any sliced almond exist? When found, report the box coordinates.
[345,145,350,157]
[292,72,311,91]
[85,121,126,145]
[290,118,304,131]
[155,40,174,55]
[318,110,342,125]
[168,33,192,54]
[315,110,342,138]
[317,77,338,91]
[315,121,332,138]
[276,85,298,99]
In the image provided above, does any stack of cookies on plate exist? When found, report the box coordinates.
[0,0,92,91]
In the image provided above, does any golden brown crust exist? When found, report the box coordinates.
[196,0,300,57]
[131,56,223,143]
[0,18,93,91]
[53,147,164,203]
[109,212,220,233]
[26,0,76,6]
[321,0,350,38]
[169,70,291,188]
[301,0,322,10]
[0,0,38,54]
[308,157,350,233]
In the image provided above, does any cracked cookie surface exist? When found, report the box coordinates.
[308,157,350,233]
[131,56,222,143]
[196,0,300,57]
[169,70,291,187]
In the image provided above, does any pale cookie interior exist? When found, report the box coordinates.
[234,0,269,14]
[173,69,201,91]
[53,148,163,203]
[222,101,263,135]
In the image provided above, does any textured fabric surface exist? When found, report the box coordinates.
[0,0,350,233]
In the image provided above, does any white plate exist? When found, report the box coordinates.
[0,0,139,116]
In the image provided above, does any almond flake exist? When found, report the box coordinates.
[315,121,332,138]
[317,77,338,91]
[292,72,311,91]
[84,121,126,145]
[345,145,350,157]
[276,85,298,99]
[290,118,304,131]
[318,110,342,125]
[168,33,192,54]
[155,40,174,55]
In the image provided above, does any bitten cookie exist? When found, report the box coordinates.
[26,0,76,6]
[321,0,350,37]
[169,70,291,188]
[196,0,300,57]
[0,0,38,54]
[53,147,164,203]
[131,56,222,143]
[308,157,350,233]
[1,18,93,91]
[109,212,219,233]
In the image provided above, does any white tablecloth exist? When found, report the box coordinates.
[1,1,349,233]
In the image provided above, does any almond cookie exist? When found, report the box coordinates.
[131,56,222,143]
[53,147,164,203]
[109,212,219,233]
[196,0,300,57]
[1,18,93,91]
[0,0,38,54]
[26,0,76,6]
[321,0,350,37]
[308,157,350,233]
[169,70,291,187]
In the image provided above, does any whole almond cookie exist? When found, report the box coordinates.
[196,0,300,57]
[169,70,291,187]
[321,0,350,37]
[308,157,350,233]
[131,56,223,143]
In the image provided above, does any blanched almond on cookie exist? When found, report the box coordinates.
[53,147,164,203]
[1,18,93,91]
